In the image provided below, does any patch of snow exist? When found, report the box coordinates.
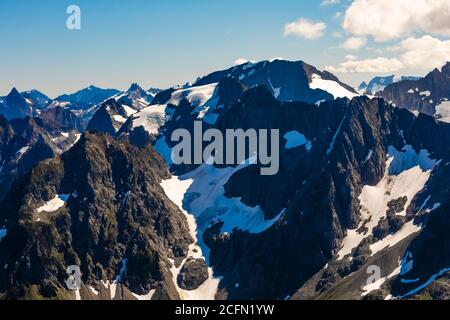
[113,115,127,123]
[89,286,99,296]
[61,132,69,138]
[122,105,137,117]
[370,220,422,256]
[115,259,128,283]
[400,251,414,276]
[400,278,420,284]
[0,229,7,242]
[191,89,220,122]
[388,145,437,174]
[36,194,70,213]
[131,104,169,135]
[310,74,357,100]
[75,289,81,300]
[407,89,415,94]
[362,264,401,297]
[327,115,346,155]
[364,149,374,163]
[337,145,438,260]
[315,99,326,106]
[16,146,29,160]
[419,91,431,97]
[436,101,450,123]
[169,83,217,108]
[67,133,82,150]
[155,136,173,165]
[267,78,282,99]
[132,289,156,300]
[109,282,117,299]
[283,131,312,151]
[428,202,441,213]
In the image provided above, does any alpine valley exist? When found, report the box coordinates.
[1,59,450,301]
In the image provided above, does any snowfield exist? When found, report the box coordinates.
[36,194,70,213]
[129,83,219,135]
[436,101,450,123]
[310,74,358,100]
[160,157,285,299]
[161,175,222,300]
[180,158,283,234]
[362,264,401,297]
[168,83,217,108]
[337,145,439,260]
[283,131,312,151]
[131,104,170,135]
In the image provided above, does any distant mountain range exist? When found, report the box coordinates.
[1,60,450,300]
[378,63,450,121]
[358,75,421,95]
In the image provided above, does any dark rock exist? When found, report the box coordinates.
[177,258,209,290]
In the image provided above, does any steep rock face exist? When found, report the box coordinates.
[86,99,130,135]
[0,116,56,201]
[0,133,193,299]
[21,90,52,109]
[379,62,450,118]
[119,79,449,299]
[0,88,35,120]
[38,107,83,133]
[202,95,406,300]
[0,109,83,201]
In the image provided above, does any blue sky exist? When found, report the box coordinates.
[1,0,449,97]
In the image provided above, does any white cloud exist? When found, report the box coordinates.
[343,0,450,41]
[345,54,358,61]
[234,58,256,65]
[334,11,343,19]
[340,36,367,50]
[321,0,341,6]
[326,57,404,73]
[284,18,326,40]
[326,35,450,73]
[400,35,450,70]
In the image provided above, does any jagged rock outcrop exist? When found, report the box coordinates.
[0,133,193,299]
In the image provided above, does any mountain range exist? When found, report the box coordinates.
[0,59,449,300]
